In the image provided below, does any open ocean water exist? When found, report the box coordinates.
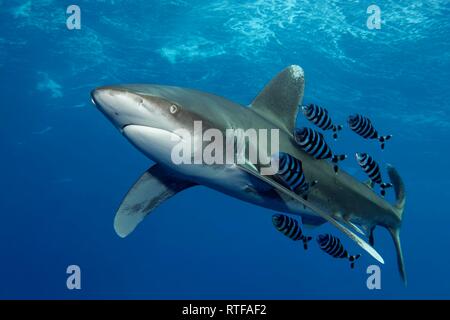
[1,0,449,299]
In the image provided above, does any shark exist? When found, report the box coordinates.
[91,65,407,285]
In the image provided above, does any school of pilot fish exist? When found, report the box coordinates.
[272,103,392,270]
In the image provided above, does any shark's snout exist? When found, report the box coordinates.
[92,85,188,166]
[91,87,145,130]
[92,86,184,134]
[91,87,122,110]
[91,88,123,126]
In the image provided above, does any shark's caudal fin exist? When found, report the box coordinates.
[114,164,196,238]
[250,65,305,133]
[387,164,407,286]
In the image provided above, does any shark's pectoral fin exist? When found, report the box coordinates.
[237,163,384,264]
[114,164,196,238]
[250,65,304,133]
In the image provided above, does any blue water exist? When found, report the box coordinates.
[1,0,449,299]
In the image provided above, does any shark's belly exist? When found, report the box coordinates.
[175,163,319,221]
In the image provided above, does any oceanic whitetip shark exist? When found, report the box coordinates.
[91,65,407,285]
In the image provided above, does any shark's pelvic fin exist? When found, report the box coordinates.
[237,163,384,264]
[114,164,196,238]
[347,221,366,236]
[301,215,326,229]
[335,213,367,236]
[250,65,305,133]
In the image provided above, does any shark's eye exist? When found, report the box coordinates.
[169,104,179,114]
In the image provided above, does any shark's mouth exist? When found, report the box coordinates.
[121,124,131,132]
[121,124,184,165]
[122,124,183,140]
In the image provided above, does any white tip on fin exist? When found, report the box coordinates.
[333,220,384,264]
[114,165,195,238]
[250,65,305,133]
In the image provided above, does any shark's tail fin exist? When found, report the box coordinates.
[387,164,407,286]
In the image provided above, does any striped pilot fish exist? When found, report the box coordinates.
[348,114,392,150]
[272,214,312,250]
[294,127,347,173]
[355,152,393,197]
[301,104,343,139]
[275,152,318,200]
[317,234,361,269]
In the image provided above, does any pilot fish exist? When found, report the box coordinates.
[272,214,312,250]
[348,114,392,150]
[317,234,361,269]
[275,152,318,200]
[294,127,347,173]
[356,152,393,197]
[301,104,343,139]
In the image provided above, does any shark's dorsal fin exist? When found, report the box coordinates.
[114,164,196,238]
[250,65,305,133]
